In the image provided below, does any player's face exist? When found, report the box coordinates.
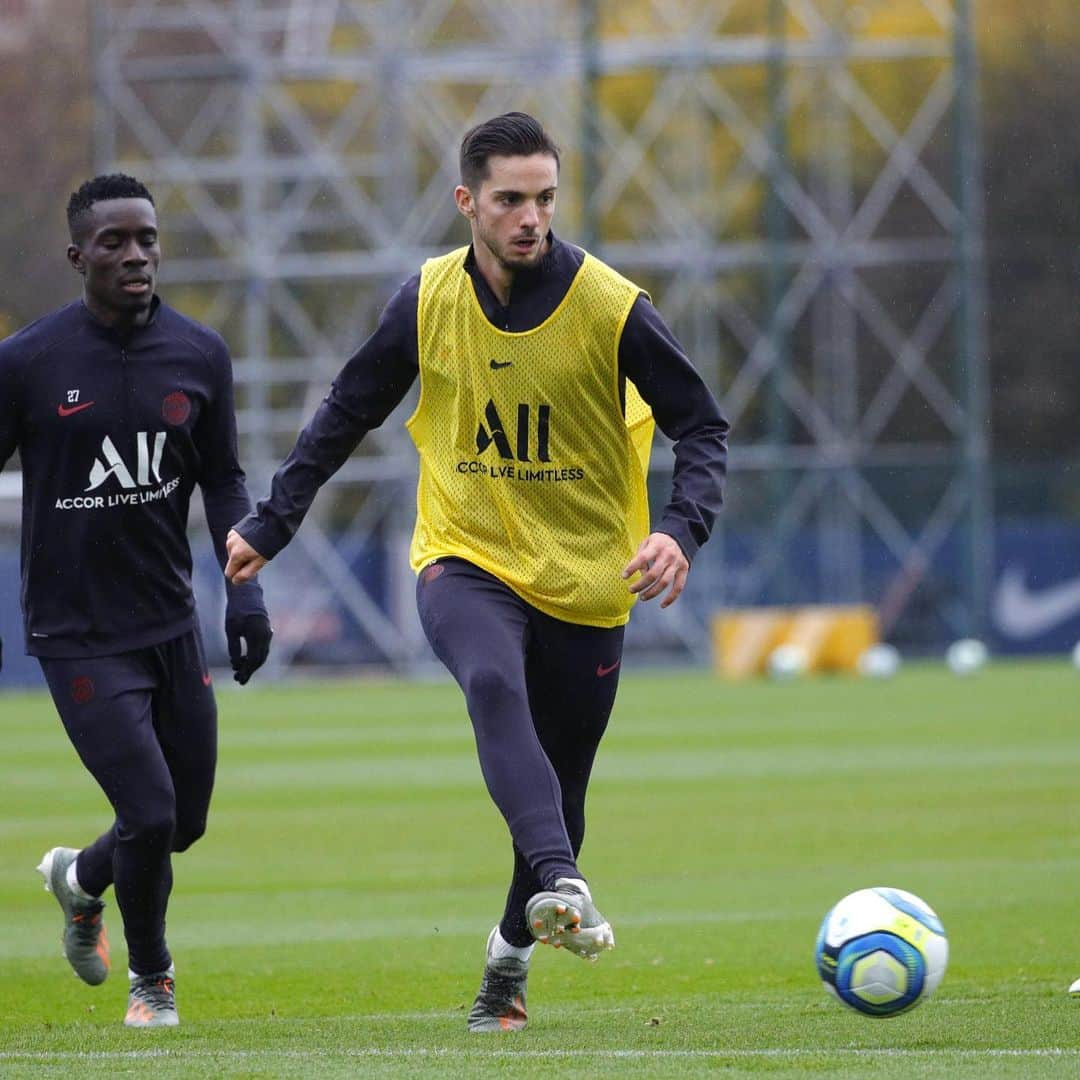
[457,153,558,277]
[68,198,160,327]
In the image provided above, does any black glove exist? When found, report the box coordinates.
[225,613,272,685]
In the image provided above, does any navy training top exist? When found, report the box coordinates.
[0,296,266,658]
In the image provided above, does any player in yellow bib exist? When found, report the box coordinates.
[226,113,728,1032]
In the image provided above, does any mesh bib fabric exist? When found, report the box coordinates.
[407,247,654,627]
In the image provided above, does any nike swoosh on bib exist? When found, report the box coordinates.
[991,565,1080,639]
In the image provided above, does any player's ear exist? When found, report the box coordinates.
[67,244,86,275]
[454,185,475,220]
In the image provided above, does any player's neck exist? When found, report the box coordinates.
[473,249,514,307]
[82,293,153,334]
[471,235,550,307]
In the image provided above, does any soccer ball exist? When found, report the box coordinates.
[815,887,948,1017]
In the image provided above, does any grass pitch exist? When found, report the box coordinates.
[0,660,1077,1077]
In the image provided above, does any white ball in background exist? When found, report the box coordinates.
[1072,641,1080,670]
[767,643,809,681]
[857,643,901,679]
[945,638,988,675]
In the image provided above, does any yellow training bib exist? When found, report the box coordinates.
[407,247,654,627]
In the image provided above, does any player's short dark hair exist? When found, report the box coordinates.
[459,112,560,191]
[66,173,155,242]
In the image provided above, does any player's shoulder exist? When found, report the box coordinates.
[0,301,85,369]
[418,247,468,301]
[383,271,422,317]
[578,246,640,291]
[422,246,469,273]
[153,299,231,364]
[554,237,588,268]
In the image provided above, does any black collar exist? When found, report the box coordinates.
[462,231,562,308]
[78,294,161,343]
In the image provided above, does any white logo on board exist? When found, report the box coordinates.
[992,565,1080,639]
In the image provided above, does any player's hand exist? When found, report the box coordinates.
[622,532,689,609]
[225,529,268,585]
[225,612,273,685]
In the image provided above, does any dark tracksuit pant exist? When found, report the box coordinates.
[416,557,624,947]
[39,628,217,975]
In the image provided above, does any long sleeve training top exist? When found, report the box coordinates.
[0,297,266,658]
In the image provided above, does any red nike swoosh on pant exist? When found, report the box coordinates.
[57,401,95,417]
[201,672,212,686]
[596,660,620,677]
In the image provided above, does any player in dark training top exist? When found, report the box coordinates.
[225,113,728,1032]
[0,174,272,1028]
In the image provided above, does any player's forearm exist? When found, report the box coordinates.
[234,397,369,560]
[236,299,418,560]
[618,300,730,561]
[206,490,269,614]
[654,420,729,562]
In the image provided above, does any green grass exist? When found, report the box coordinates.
[0,660,1078,1077]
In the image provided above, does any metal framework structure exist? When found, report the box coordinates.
[91,0,989,671]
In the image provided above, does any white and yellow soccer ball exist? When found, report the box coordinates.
[815,887,948,1017]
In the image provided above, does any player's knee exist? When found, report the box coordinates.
[125,813,177,852]
[463,664,522,714]
[171,815,207,853]
[172,802,208,852]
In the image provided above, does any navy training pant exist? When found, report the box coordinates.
[39,628,217,975]
[416,558,624,947]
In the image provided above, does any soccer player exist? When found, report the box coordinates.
[224,112,728,1031]
[0,174,272,1027]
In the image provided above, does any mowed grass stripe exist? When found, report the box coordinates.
[3,1046,1078,1059]
[6,742,1079,795]
[0,905,800,959]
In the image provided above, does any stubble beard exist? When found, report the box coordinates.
[477,221,543,276]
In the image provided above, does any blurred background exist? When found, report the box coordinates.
[0,0,1076,684]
